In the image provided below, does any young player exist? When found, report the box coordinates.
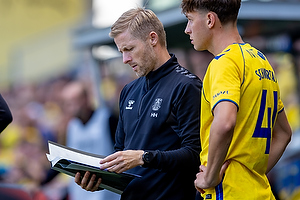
[181,0,292,199]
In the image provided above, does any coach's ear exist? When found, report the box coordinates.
[149,31,159,47]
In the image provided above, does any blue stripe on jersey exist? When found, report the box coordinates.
[215,179,224,200]
[202,87,209,103]
[215,54,225,60]
[238,44,246,86]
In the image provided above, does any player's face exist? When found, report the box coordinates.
[114,30,156,78]
[185,11,210,51]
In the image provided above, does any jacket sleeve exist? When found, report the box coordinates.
[114,86,127,152]
[114,113,125,152]
[147,79,202,172]
[0,94,13,133]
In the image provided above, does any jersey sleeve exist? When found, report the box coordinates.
[209,55,242,112]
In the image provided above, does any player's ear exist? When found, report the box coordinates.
[207,12,216,29]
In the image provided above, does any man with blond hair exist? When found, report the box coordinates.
[75,7,202,200]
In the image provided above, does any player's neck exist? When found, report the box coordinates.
[210,26,243,56]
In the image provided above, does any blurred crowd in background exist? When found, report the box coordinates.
[1,0,300,200]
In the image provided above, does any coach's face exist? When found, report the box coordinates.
[114,29,156,78]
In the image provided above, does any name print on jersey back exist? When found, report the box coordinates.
[255,68,277,83]
[246,48,278,83]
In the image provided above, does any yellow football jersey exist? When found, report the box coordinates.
[200,43,283,200]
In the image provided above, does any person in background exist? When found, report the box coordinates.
[61,80,120,200]
[75,7,202,200]
[0,94,12,133]
[181,0,292,199]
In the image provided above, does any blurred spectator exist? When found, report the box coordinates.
[60,80,120,200]
[0,78,71,200]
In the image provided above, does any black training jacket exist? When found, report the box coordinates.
[115,54,202,200]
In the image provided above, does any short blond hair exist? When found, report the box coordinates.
[109,8,167,47]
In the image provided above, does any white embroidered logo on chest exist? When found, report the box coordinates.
[152,98,162,111]
[126,100,135,110]
[150,98,162,118]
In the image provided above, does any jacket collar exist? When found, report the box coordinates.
[145,54,178,89]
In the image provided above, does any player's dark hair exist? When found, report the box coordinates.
[181,0,241,25]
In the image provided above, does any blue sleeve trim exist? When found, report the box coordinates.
[278,107,284,113]
[212,99,239,114]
